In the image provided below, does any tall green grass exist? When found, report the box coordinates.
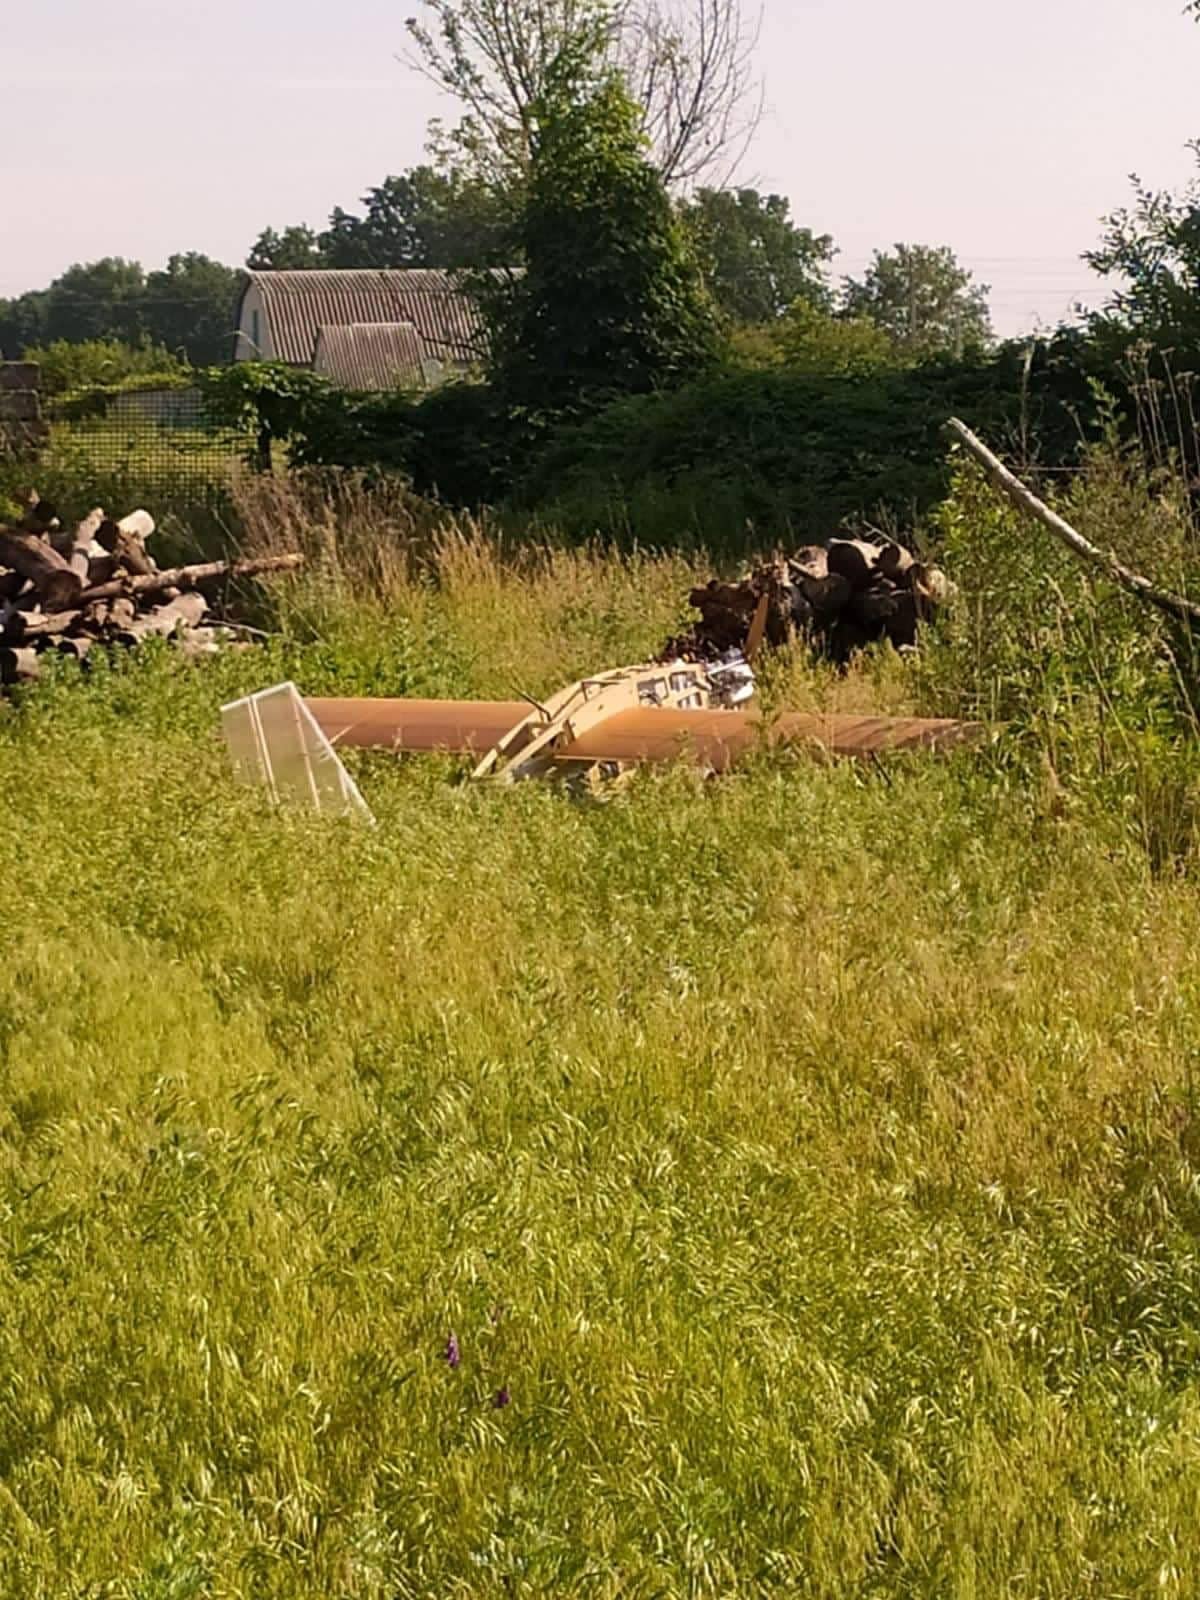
[4,465,1200,1595]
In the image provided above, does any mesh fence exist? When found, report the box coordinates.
[32,387,253,501]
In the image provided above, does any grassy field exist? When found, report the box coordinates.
[5,468,1200,1596]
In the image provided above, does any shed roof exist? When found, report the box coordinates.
[312,322,442,392]
[242,269,489,366]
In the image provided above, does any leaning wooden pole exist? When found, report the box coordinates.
[77,553,304,606]
[946,416,1200,628]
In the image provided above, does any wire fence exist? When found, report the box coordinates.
[0,383,258,550]
[36,387,252,498]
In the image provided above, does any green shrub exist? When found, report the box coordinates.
[23,337,190,396]
[521,334,1128,550]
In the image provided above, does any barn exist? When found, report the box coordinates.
[233,269,490,390]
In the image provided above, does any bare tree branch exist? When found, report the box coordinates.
[403,0,762,190]
[622,0,763,187]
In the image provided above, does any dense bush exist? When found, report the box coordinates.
[188,326,1143,549]
[524,337,1108,545]
[21,337,191,397]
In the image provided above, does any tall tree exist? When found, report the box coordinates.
[39,259,147,345]
[0,291,49,358]
[2,255,242,366]
[842,244,992,360]
[405,0,760,189]
[319,168,509,267]
[488,52,719,408]
[142,253,243,365]
[684,188,833,323]
[247,226,325,271]
[1085,154,1200,352]
[734,302,903,375]
[246,168,510,272]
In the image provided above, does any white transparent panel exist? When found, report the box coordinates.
[221,682,374,823]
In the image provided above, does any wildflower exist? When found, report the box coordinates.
[493,1386,511,1409]
[445,1333,461,1370]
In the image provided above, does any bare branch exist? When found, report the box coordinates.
[404,0,763,190]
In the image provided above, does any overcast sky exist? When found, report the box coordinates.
[2,0,1198,334]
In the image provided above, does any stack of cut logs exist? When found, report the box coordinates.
[663,538,956,666]
[0,493,303,687]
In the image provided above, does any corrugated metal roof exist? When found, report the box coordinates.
[312,322,442,392]
[244,269,491,366]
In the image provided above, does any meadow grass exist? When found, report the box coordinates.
[4,479,1200,1596]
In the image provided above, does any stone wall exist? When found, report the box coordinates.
[0,362,47,457]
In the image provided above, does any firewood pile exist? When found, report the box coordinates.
[0,492,303,687]
[662,538,956,666]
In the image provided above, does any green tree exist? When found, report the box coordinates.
[842,244,992,360]
[141,253,242,365]
[732,301,904,375]
[246,168,511,272]
[0,291,49,357]
[2,256,242,365]
[1085,153,1200,352]
[320,167,510,267]
[39,258,147,345]
[488,54,719,409]
[247,226,325,270]
[684,188,833,323]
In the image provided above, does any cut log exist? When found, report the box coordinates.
[113,591,208,645]
[68,510,104,579]
[668,536,954,670]
[0,528,84,611]
[97,515,155,577]
[55,635,94,662]
[877,543,916,584]
[801,573,852,615]
[117,510,155,544]
[850,586,901,627]
[9,608,81,643]
[826,539,882,591]
[0,645,40,683]
[86,555,118,586]
[77,553,304,605]
[790,546,830,583]
[114,535,155,577]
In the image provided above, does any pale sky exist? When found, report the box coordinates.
[1,0,1197,335]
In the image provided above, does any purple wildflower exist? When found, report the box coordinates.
[493,1386,511,1409]
[445,1332,461,1370]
